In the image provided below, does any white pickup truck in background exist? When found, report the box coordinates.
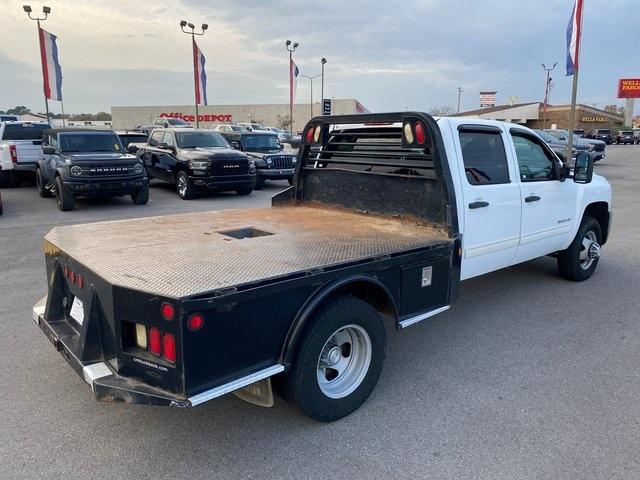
[0,121,51,187]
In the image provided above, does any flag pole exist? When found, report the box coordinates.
[565,0,584,163]
[37,20,51,124]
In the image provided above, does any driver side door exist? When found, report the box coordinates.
[509,130,577,263]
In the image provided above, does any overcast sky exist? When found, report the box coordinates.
[1,0,637,115]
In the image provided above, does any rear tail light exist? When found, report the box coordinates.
[403,123,414,144]
[75,275,83,289]
[135,324,147,349]
[9,144,17,164]
[415,122,426,144]
[63,266,69,278]
[187,313,204,332]
[160,302,175,321]
[306,126,315,142]
[149,327,162,356]
[69,271,76,283]
[162,333,176,363]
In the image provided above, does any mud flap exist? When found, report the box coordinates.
[233,377,275,407]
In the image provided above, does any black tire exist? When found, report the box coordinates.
[557,216,602,281]
[0,171,10,188]
[235,185,253,196]
[176,171,195,200]
[131,185,149,205]
[36,168,51,198]
[254,177,265,190]
[55,176,75,211]
[279,294,386,422]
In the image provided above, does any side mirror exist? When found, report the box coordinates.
[42,145,56,155]
[230,140,242,150]
[127,144,139,154]
[573,152,593,184]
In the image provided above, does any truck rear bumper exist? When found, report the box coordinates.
[32,297,190,407]
[33,296,284,407]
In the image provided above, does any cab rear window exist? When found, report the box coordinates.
[2,123,50,140]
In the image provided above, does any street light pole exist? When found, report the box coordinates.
[321,58,327,114]
[23,5,52,123]
[541,62,557,129]
[302,74,321,118]
[285,40,299,134]
[180,20,208,128]
[457,86,463,113]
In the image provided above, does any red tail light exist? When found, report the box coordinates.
[187,313,204,332]
[163,333,176,362]
[9,144,17,164]
[69,271,76,283]
[64,266,69,278]
[149,327,162,356]
[160,302,175,321]
[306,126,316,142]
[75,275,83,289]
[415,122,426,144]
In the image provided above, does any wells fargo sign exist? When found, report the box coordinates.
[160,112,232,123]
[581,116,608,123]
[618,79,640,99]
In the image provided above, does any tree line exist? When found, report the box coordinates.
[0,105,111,121]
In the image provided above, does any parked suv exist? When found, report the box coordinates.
[135,128,255,199]
[0,121,51,187]
[220,130,296,189]
[588,129,613,144]
[544,129,606,162]
[37,129,149,211]
[615,130,637,145]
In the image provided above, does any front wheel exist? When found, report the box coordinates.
[557,216,602,281]
[279,294,386,422]
[131,185,149,205]
[55,176,75,211]
[36,168,51,198]
[176,171,195,200]
[235,185,253,196]
[254,177,265,190]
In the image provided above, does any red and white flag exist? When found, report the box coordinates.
[38,27,63,101]
[566,0,584,76]
[192,38,208,105]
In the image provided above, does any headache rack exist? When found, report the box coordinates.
[278,112,457,232]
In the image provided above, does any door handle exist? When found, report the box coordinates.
[468,201,489,209]
[525,195,541,203]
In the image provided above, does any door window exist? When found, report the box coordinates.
[149,131,163,147]
[511,134,556,182]
[459,130,510,185]
[162,132,175,147]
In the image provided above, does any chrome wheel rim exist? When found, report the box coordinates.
[177,175,187,197]
[579,230,600,270]
[317,324,372,399]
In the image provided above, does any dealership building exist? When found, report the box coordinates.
[454,102,625,131]
[111,98,369,131]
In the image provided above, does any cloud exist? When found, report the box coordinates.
[0,0,637,114]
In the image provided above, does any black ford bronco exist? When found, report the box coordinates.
[37,129,149,211]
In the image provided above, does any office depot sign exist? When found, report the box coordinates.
[160,112,233,123]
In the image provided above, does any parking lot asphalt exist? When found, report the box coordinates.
[1,147,639,480]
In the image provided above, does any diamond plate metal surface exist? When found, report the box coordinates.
[44,206,448,298]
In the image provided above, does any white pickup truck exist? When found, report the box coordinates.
[0,121,51,187]
[33,112,611,422]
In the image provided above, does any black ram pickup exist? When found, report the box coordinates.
[220,130,297,189]
[136,128,255,199]
[36,129,149,211]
